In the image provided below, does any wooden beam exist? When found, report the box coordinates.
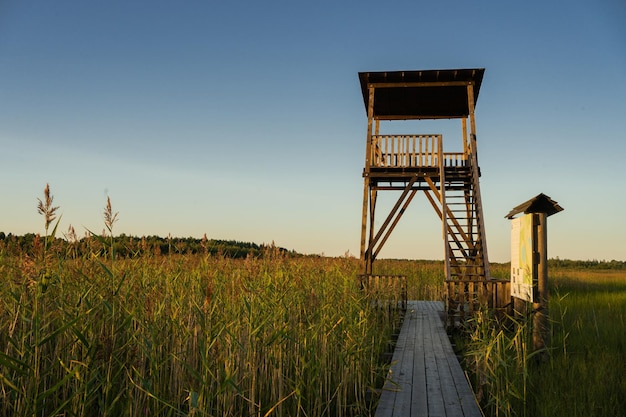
[424,190,471,261]
[368,81,472,89]
[373,189,417,260]
[365,176,418,263]
[361,86,376,270]
[360,180,370,263]
[467,83,491,278]
[367,189,377,272]
[533,213,549,358]
[374,115,467,121]
[462,118,468,157]
[424,189,442,219]
[365,86,375,172]
[424,178,474,250]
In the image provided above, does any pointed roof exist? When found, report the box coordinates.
[505,193,564,219]
[358,68,485,119]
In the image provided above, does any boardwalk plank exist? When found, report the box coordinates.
[376,306,414,417]
[393,312,415,417]
[411,312,428,416]
[437,324,483,417]
[424,309,446,417]
[375,301,483,417]
[432,316,464,417]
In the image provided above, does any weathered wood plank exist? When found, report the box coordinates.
[424,309,446,417]
[375,301,482,417]
[432,317,464,417]
[411,311,428,416]
[437,327,483,417]
[393,311,416,417]
[375,306,410,416]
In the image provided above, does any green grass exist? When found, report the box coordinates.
[368,258,446,301]
[536,269,626,417]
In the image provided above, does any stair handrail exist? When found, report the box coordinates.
[469,133,491,279]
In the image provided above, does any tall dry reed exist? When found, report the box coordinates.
[0,185,447,416]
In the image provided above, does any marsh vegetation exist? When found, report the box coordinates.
[1,185,624,416]
[460,266,626,417]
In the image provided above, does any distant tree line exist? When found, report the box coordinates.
[1,231,623,267]
[494,258,626,270]
[548,257,626,270]
[0,231,296,259]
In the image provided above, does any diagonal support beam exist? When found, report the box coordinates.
[373,189,417,260]
[365,176,418,263]
[424,177,474,251]
[424,190,470,260]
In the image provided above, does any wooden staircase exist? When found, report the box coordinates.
[440,136,489,282]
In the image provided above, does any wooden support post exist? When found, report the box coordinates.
[533,212,549,358]
[462,117,468,159]
[360,181,370,268]
[360,86,375,272]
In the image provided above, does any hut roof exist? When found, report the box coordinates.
[505,193,564,219]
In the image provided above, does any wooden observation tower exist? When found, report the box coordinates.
[358,68,491,286]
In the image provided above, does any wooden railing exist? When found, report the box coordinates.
[445,279,511,328]
[359,274,407,310]
[370,134,467,168]
[442,152,467,167]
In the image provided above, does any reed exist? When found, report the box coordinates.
[463,309,537,417]
[103,196,119,261]
[458,267,626,417]
[0,189,408,416]
[370,258,445,300]
[36,183,60,256]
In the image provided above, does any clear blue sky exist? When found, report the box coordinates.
[1,0,625,262]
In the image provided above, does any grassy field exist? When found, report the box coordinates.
[461,266,626,417]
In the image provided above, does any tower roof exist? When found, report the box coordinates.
[358,68,485,119]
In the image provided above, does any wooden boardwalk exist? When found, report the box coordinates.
[375,301,483,417]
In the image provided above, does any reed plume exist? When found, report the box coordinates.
[37,183,59,236]
[36,183,61,256]
[104,196,118,236]
[104,196,118,260]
